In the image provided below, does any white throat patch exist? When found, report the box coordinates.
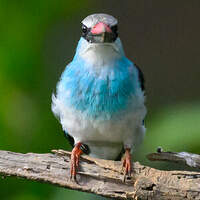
[78,39,123,66]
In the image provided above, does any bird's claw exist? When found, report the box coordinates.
[70,142,83,182]
[122,148,132,181]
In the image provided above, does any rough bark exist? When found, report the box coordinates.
[147,150,200,169]
[0,149,200,200]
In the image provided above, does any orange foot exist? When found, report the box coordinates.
[70,142,83,181]
[122,148,132,179]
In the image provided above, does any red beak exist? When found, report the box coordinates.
[91,22,112,34]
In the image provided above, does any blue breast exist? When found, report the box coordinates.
[57,56,139,120]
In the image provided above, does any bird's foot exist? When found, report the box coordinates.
[122,148,132,181]
[70,142,83,182]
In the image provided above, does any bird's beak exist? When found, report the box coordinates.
[87,22,116,43]
[91,22,112,35]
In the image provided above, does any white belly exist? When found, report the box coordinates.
[52,94,146,159]
[86,141,123,160]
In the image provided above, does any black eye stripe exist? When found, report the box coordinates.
[81,23,118,43]
[81,24,118,33]
[111,25,118,33]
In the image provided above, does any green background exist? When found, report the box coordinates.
[0,1,200,199]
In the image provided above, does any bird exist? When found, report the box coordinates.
[52,13,146,180]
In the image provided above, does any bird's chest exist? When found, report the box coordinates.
[62,63,137,120]
[56,63,145,159]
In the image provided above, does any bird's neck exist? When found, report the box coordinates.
[74,38,125,67]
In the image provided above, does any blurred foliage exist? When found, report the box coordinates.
[0,1,200,200]
[136,103,200,170]
[0,0,96,199]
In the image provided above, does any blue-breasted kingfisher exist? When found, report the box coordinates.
[52,13,146,180]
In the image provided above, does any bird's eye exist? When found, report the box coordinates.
[82,25,88,33]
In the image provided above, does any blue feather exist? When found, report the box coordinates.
[57,39,141,121]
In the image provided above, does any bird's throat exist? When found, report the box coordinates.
[80,43,121,66]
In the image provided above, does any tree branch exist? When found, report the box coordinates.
[0,149,200,199]
[147,149,200,169]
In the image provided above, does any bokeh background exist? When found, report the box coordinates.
[1,0,200,199]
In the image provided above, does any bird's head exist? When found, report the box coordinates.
[75,14,124,64]
[81,13,118,43]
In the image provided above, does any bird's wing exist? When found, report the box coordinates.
[63,131,75,147]
[134,63,145,126]
[135,63,145,91]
